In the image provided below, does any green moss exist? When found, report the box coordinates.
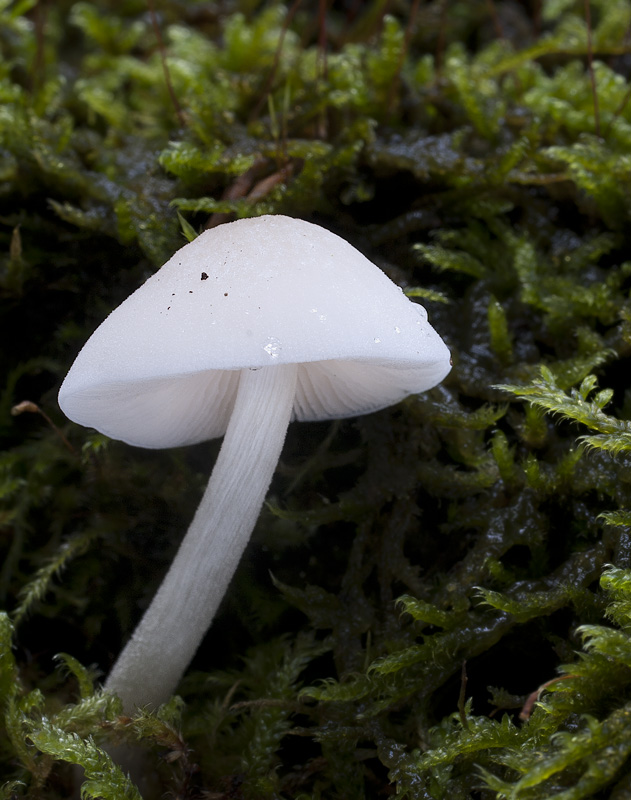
[3,0,631,797]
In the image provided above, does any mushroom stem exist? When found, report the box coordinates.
[105,363,298,711]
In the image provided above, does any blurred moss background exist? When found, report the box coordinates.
[3,0,631,797]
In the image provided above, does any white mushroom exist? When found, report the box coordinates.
[58,215,451,711]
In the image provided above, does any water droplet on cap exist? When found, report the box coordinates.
[264,337,281,359]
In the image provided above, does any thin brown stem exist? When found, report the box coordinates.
[146,0,186,126]
[31,0,47,93]
[317,0,328,80]
[11,401,78,456]
[458,661,470,730]
[246,162,295,200]
[532,0,542,36]
[584,0,601,137]
[485,0,504,40]
[435,0,448,76]
[388,0,422,113]
[249,0,302,123]
[519,675,574,721]
[314,0,330,139]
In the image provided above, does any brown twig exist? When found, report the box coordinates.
[11,400,78,456]
[204,157,268,229]
[146,0,186,126]
[458,660,470,730]
[519,674,574,721]
[31,0,47,94]
[247,162,295,201]
[532,0,542,36]
[204,160,294,230]
[249,0,302,124]
[317,0,328,80]
[435,0,448,76]
[388,0,422,113]
[584,0,601,137]
[314,0,330,139]
[485,0,504,40]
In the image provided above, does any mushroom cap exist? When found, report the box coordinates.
[59,215,451,448]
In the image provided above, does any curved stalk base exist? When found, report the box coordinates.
[105,363,298,711]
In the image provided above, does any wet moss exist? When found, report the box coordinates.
[2,1,631,798]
